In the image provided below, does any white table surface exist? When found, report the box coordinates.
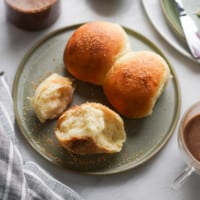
[1,0,200,199]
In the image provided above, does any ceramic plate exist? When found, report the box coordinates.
[142,0,200,63]
[160,0,200,41]
[13,24,181,175]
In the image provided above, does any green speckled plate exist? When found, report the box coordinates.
[13,24,181,175]
[160,0,200,41]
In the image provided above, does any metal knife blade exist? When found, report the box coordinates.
[174,0,200,59]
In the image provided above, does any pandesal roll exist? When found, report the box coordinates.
[63,21,130,85]
[55,102,126,154]
[103,51,170,118]
[30,73,74,123]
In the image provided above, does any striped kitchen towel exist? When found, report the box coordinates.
[0,71,84,200]
[0,127,84,200]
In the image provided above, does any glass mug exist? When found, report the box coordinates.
[172,102,200,190]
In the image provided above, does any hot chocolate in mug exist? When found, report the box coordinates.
[172,102,200,189]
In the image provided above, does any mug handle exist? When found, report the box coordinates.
[171,166,195,190]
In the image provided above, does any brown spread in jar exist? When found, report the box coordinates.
[5,0,60,30]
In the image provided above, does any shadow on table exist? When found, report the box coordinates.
[176,173,200,200]
[86,0,128,16]
[3,17,56,54]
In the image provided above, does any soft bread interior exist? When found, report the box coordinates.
[31,73,74,123]
[55,103,126,154]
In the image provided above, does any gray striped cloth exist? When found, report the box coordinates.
[0,127,84,200]
[0,72,84,200]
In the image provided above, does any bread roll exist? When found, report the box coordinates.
[55,102,126,154]
[63,21,130,85]
[30,73,74,123]
[103,51,170,118]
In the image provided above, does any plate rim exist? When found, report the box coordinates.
[160,0,185,41]
[13,23,181,175]
[142,0,200,64]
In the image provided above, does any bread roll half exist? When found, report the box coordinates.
[103,51,170,118]
[55,102,126,154]
[64,21,130,85]
[30,73,74,123]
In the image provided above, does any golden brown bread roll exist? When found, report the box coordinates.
[55,102,126,154]
[63,21,130,85]
[103,51,170,118]
[30,73,74,123]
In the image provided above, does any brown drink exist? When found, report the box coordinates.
[172,102,200,190]
[184,114,200,162]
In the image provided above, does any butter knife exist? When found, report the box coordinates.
[174,0,200,59]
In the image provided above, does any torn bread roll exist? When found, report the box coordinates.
[30,73,74,123]
[55,102,126,154]
[103,51,170,118]
[63,21,130,85]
